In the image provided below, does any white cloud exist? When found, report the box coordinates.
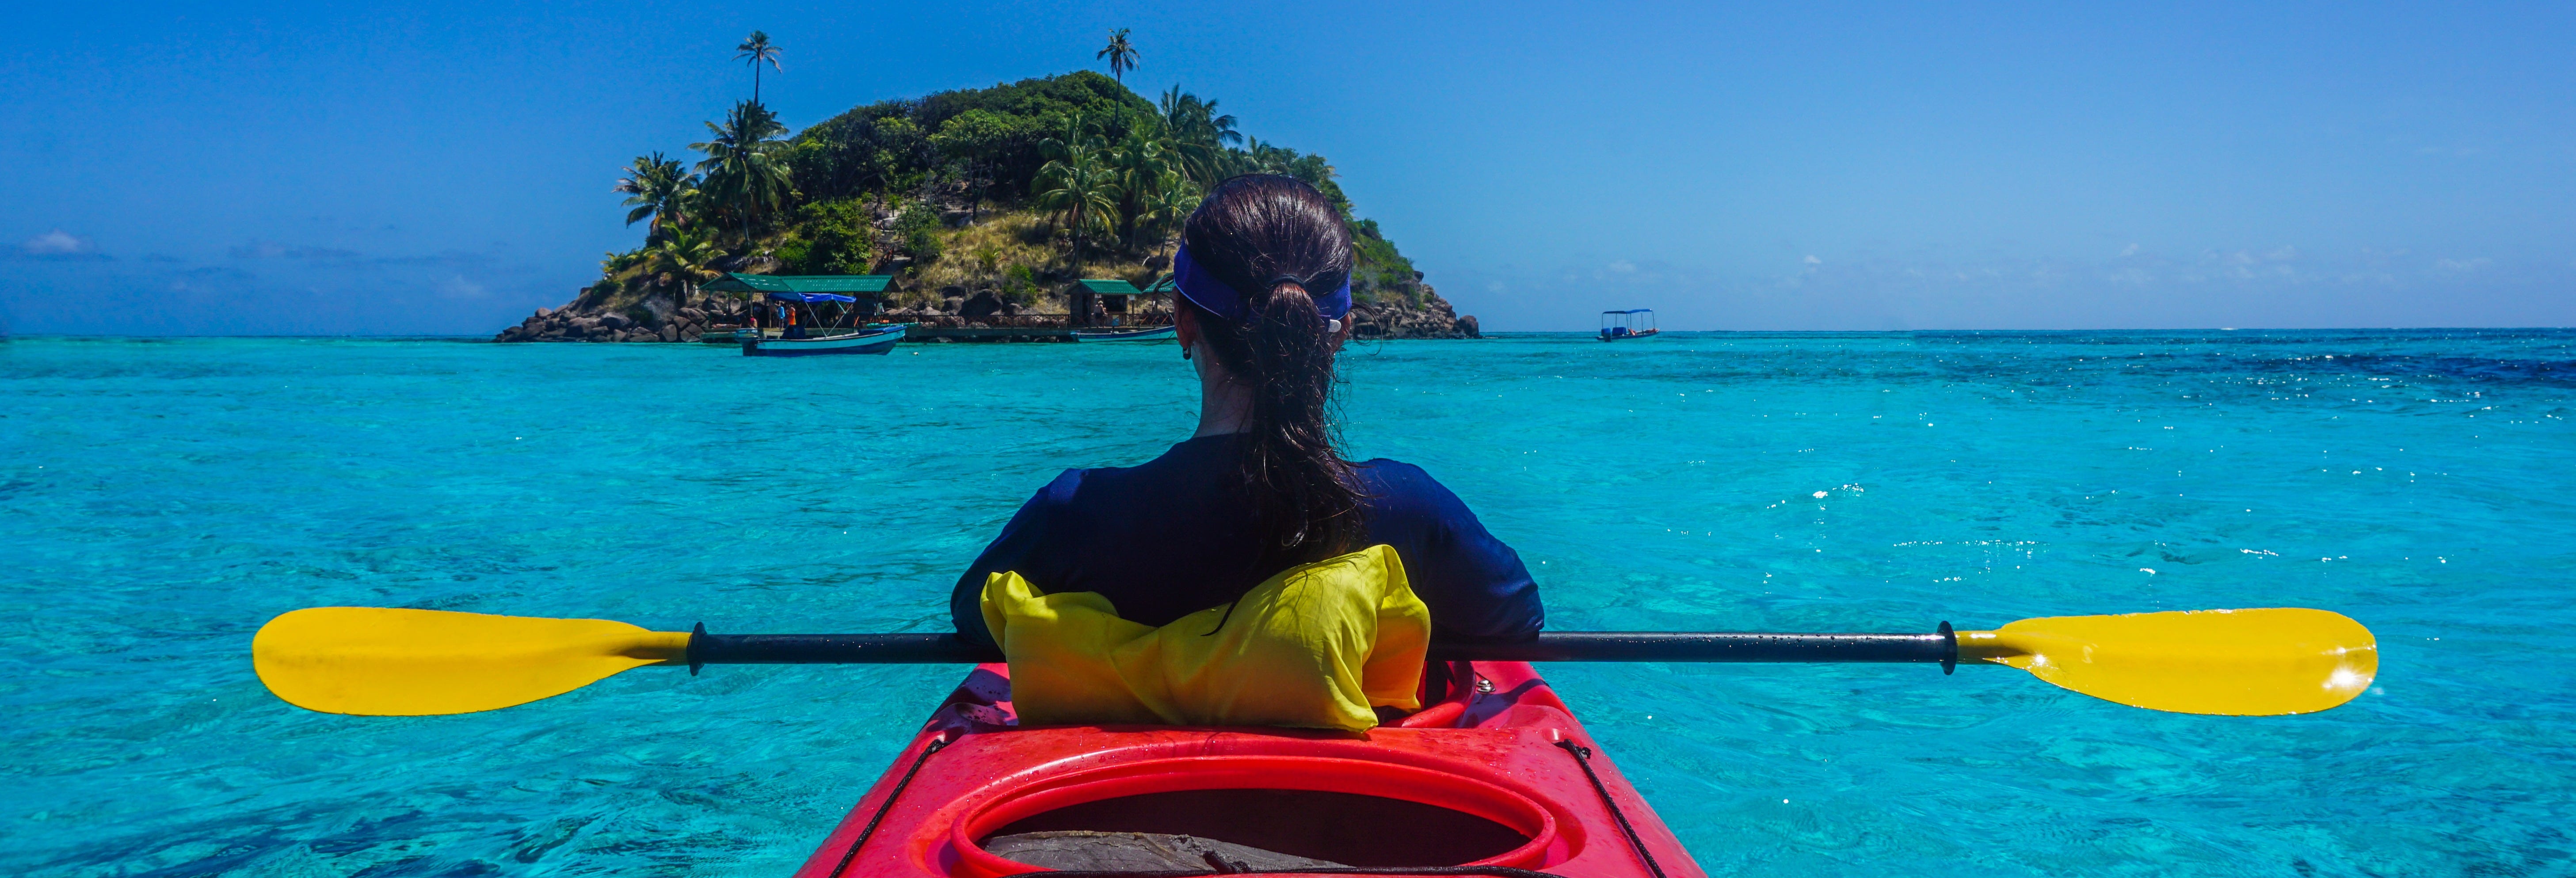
[1608,260,1636,273]
[1803,255,1821,264]
[2119,243,2140,257]
[438,275,488,299]
[23,230,90,255]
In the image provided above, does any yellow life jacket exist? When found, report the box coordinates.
[979,544,1430,732]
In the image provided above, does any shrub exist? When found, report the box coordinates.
[892,201,945,264]
[1002,263,1041,304]
[791,199,876,274]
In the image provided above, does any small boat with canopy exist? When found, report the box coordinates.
[1599,309,1659,341]
[743,290,906,357]
[697,273,909,356]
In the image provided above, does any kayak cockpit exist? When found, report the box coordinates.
[793,661,1703,878]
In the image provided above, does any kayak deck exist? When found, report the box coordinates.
[796,661,1702,878]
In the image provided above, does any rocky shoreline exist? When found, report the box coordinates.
[492,283,1479,343]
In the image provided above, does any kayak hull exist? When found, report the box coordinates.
[796,661,1702,878]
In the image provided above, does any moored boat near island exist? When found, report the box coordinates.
[1600,308,1660,341]
[742,323,910,357]
[1070,324,1177,342]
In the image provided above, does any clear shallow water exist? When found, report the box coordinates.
[2,331,2570,878]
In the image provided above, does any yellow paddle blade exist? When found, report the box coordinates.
[1958,608,2377,715]
[252,607,691,716]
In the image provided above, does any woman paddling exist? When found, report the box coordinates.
[951,175,1542,691]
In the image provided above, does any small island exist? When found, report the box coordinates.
[499,46,1479,345]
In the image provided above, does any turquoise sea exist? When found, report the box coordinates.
[3,331,2570,877]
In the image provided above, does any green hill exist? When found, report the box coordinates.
[503,70,1477,342]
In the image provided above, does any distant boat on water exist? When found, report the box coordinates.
[1072,324,1178,342]
[741,323,909,357]
[1600,309,1660,341]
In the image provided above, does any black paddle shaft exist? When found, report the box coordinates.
[684,624,1962,673]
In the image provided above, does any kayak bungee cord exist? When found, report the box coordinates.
[828,733,954,878]
[1553,739,1669,878]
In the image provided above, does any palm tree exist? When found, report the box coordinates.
[1097,29,1139,83]
[1036,115,1121,268]
[1109,128,1171,247]
[735,31,782,103]
[646,226,724,310]
[690,100,794,244]
[1132,169,1200,255]
[614,152,698,241]
[1157,87,1239,187]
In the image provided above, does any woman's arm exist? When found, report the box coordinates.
[1366,463,1545,643]
[949,471,1083,646]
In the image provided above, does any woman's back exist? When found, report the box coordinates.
[951,434,1543,646]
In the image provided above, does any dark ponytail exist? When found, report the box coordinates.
[1180,175,1365,578]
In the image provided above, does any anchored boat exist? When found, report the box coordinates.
[1600,309,1659,342]
[1071,324,1178,342]
[744,323,910,357]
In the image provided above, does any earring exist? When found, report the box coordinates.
[1182,345,1192,361]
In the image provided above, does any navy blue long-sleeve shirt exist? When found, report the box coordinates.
[950,435,1543,647]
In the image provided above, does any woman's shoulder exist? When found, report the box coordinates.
[1353,458,1471,516]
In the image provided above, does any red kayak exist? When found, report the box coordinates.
[794,661,1703,878]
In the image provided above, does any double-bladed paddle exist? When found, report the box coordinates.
[250,606,2377,718]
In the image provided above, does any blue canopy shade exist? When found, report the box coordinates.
[768,292,857,303]
[1601,308,1654,315]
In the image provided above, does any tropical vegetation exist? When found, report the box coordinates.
[579,34,1433,321]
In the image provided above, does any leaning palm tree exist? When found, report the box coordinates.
[1157,87,1239,187]
[646,227,724,310]
[614,152,698,241]
[735,31,782,103]
[690,100,795,245]
[1097,29,1139,83]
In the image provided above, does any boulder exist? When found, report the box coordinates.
[1454,315,1481,338]
[600,313,633,331]
[941,296,965,314]
[659,325,680,342]
[536,307,553,319]
[960,290,1004,319]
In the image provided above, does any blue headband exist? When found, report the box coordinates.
[1171,245,1353,324]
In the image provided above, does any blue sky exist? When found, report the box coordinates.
[4,1,2571,333]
